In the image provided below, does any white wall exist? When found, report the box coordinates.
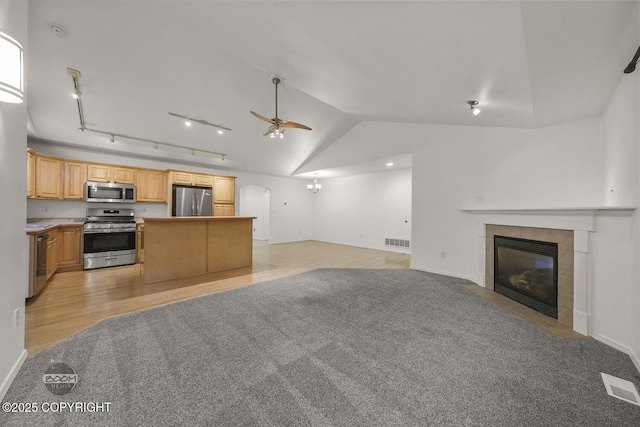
[239,185,270,240]
[312,168,412,253]
[597,69,640,367]
[602,71,639,206]
[411,118,603,280]
[0,0,28,400]
[28,140,313,245]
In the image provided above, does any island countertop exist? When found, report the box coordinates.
[142,216,256,285]
[143,216,256,222]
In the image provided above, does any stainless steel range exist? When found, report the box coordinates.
[84,208,136,270]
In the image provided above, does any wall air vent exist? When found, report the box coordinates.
[385,238,410,248]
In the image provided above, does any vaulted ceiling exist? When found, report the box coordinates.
[26,1,639,179]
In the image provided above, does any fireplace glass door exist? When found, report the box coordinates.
[494,236,558,318]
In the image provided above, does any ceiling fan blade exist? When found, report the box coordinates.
[251,111,276,124]
[281,120,312,131]
[263,126,276,136]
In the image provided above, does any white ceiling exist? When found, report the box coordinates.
[26,1,639,179]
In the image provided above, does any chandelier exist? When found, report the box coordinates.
[307,179,321,194]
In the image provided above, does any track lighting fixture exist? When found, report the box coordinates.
[467,100,481,115]
[0,31,24,103]
[67,68,227,160]
[168,112,231,134]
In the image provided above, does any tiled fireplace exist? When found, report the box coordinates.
[460,206,624,336]
[485,224,574,327]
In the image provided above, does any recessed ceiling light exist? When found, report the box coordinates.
[386,162,394,167]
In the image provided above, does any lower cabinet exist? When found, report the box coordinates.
[136,223,145,263]
[46,229,59,281]
[57,226,84,272]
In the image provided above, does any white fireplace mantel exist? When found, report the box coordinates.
[461,205,636,337]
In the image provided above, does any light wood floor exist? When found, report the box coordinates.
[26,240,584,355]
[26,240,411,354]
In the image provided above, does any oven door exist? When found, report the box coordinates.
[84,230,135,253]
[83,230,136,270]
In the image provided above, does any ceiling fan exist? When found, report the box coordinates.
[250,76,311,138]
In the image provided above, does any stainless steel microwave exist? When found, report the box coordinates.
[85,181,136,203]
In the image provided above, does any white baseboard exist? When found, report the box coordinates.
[411,266,477,284]
[0,349,28,402]
[591,333,640,374]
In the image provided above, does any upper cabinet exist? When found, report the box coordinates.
[169,170,213,187]
[87,164,136,184]
[34,154,63,199]
[26,150,234,209]
[213,176,236,204]
[136,169,168,203]
[27,149,36,198]
[63,161,87,200]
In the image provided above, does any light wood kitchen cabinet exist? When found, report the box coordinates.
[27,149,36,198]
[63,161,87,200]
[213,176,236,204]
[136,169,168,202]
[136,223,145,263]
[169,170,213,187]
[35,154,63,199]
[87,164,136,184]
[213,204,235,216]
[46,229,59,280]
[57,226,83,271]
[194,174,213,186]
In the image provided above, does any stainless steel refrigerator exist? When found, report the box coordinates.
[172,185,213,216]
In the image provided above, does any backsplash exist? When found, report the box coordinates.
[27,199,168,219]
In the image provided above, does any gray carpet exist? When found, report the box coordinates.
[2,269,640,426]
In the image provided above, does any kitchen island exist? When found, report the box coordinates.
[142,216,255,285]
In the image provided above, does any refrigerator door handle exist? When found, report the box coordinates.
[196,195,200,216]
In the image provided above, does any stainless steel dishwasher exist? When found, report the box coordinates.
[28,233,48,298]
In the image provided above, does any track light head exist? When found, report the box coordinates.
[467,100,481,115]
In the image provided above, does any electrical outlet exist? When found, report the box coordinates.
[440,251,447,258]
[475,195,485,203]
[42,206,49,213]
[14,308,19,329]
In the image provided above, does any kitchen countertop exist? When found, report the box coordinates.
[26,218,85,235]
[143,216,255,222]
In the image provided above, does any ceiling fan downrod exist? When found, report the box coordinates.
[272,77,281,123]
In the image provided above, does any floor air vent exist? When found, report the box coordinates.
[385,238,410,248]
[601,372,640,406]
